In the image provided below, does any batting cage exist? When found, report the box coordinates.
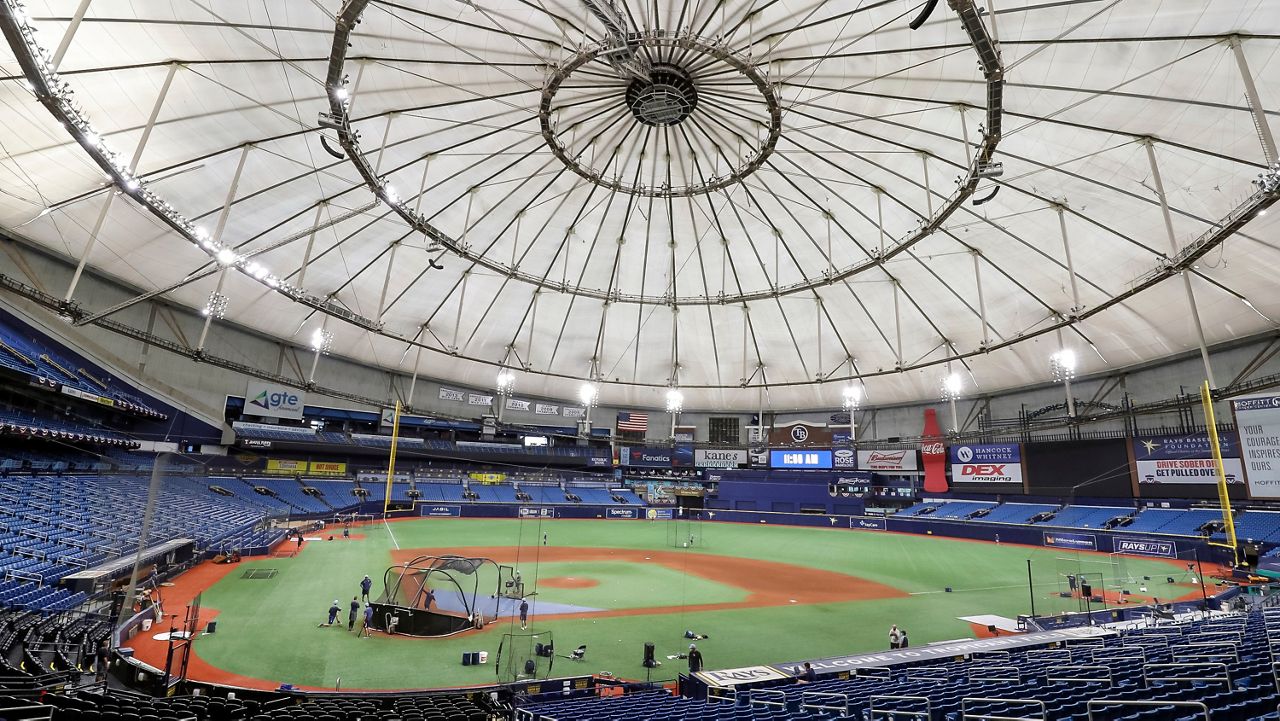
[495,631,555,683]
[372,555,504,637]
[666,508,704,548]
[1048,545,1208,616]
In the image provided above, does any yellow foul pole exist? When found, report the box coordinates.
[381,399,401,519]
[1200,381,1239,565]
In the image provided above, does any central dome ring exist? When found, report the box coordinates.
[538,31,782,198]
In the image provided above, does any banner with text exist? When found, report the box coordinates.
[265,459,308,474]
[245,381,305,419]
[949,444,1023,484]
[309,461,347,476]
[619,446,673,468]
[857,449,918,472]
[1234,395,1280,499]
[1133,432,1244,486]
[694,448,747,468]
[438,387,465,402]
[1043,531,1096,551]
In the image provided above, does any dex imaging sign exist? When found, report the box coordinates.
[245,381,304,419]
[949,444,1022,484]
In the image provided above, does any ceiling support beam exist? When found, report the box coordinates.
[194,268,227,352]
[50,0,92,70]
[973,252,989,348]
[64,61,178,303]
[1056,325,1076,418]
[1055,204,1082,315]
[194,143,250,353]
[892,279,903,368]
[375,241,399,321]
[1230,36,1277,166]
[957,106,973,165]
[920,153,933,216]
[295,203,326,288]
[452,270,470,353]
[307,316,328,384]
[1144,139,1216,389]
[406,325,426,404]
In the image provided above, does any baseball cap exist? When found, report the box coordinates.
[689,643,696,649]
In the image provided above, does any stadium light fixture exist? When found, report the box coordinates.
[665,388,684,414]
[1049,348,1077,382]
[310,328,334,355]
[939,372,963,401]
[495,369,516,396]
[201,291,228,320]
[841,383,863,411]
[578,382,599,408]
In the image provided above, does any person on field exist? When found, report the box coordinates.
[687,644,704,673]
[348,597,360,630]
[519,598,529,629]
[889,624,902,649]
[322,599,339,627]
[361,574,373,603]
[363,603,374,637]
[899,628,909,649]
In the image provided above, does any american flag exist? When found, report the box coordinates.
[616,411,649,433]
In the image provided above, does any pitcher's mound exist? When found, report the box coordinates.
[540,576,599,589]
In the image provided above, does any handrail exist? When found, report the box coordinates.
[747,689,787,708]
[1045,665,1112,687]
[800,692,849,714]
[856,666,893,679]
[870,695,932,720]
[1026,649,1072,662]
[973,650,1011,660]
[1086,699,1208,721]
[969,665,1020,682]
[1142,662,1230,687]
[1171,642,1239,662]
[0,702,53,720]
[961,697,1046,721]
[705,686,735,703]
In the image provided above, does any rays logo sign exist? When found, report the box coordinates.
[245,381,304,419]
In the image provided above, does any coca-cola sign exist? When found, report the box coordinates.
[921,408,948,492]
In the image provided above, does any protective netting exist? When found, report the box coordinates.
[496,631,554,683]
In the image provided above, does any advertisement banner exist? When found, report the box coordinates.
[438,387,465,402]
[695,449,747,468]
[1233,395,1280,499]
[833,447,857,469]
[587,455,611,467]
[468,393,493,406]
[265,459,308,473]
[673,426,696,443]
[421,505,462,517]
[606,507,639,519]
[562,406,585,418]
[696,666,794,688]
[505,398,531,412]
[1133,433,1244,485]
[309,461,347,476]
[769,449,833,469]
[646,508,675,520]
[1043,531,1096,551]
[246,381,305,419]
[672,444,694,468]
[850,517,887,531]
[857,449,918,471]
[620,446,673,467]
[921,409,947,492]
[949,444,1023,484]
[518,507,555,518]
[1112,537,1176,558]
[535,403,559,415]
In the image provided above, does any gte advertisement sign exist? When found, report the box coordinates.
[245,381,305,419]
[949,444,1023,484]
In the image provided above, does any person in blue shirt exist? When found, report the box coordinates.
[360,574,373,603]
[321,599,339,627]
[519,598,529,629]
[348,597,360,630]
[362,603,375,637]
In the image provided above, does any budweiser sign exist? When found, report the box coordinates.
[857,449,917,471]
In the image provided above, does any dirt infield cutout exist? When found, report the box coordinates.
[390,546,906,618]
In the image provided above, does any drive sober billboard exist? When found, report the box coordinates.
[1234,395,1280,499]
[949,444,1023,484]
[1132,432,1244,486]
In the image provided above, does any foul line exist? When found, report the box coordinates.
[383,515,400,550]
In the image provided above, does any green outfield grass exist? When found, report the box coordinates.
[186,519,1207,690]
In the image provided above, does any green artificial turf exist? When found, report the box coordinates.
[189,518,1205,689]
